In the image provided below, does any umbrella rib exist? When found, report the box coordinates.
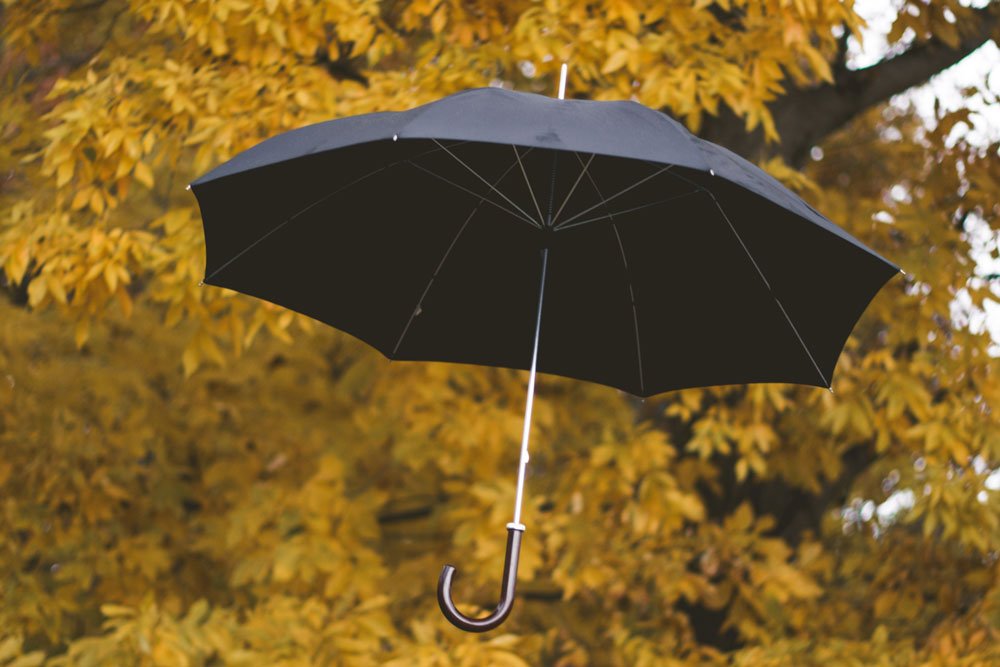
[432,139,541,226]
[550,153,595,227]
[554,189,702,232]
[613,225,646,395]
[202,141,471,282]
[552,164,674,230]
[571,152,645,394]
[392,154,527,358]
[204,163,394,282]
[513,145,546,225]
[406,160,541,229]
[707,192,829,387]
[658,167,830,386]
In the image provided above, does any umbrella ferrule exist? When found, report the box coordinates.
[506,522,526,532]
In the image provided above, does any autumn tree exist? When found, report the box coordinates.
[2,0,1000,664]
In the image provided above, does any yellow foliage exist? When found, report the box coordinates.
[2,0,1000,664]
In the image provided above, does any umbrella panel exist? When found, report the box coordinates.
[197,138,896,396]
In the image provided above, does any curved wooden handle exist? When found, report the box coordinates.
[437,526,523,632]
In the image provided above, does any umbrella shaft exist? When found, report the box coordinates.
[513,247,548,526]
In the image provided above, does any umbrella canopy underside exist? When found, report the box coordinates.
[192,89,899,396]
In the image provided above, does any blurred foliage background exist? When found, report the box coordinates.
[2,0,1000,664]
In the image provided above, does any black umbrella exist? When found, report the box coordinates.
[189,67,899,632]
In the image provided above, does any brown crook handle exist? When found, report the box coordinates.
[437,525,523,632]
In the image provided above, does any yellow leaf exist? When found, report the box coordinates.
[90,189,105,215]
[56,160,74,187]
[294,90,313,109]
[100,604,136,617]
[134,161,154,188]
[103,128,125,156]
[71,188,91,210]
[104,264,119,292]
[117,287,133,318]
[27,276,47,307]
[48,277,67,305]
[74,320,90,348]
[667,489,705,521]
[182,342,200,376]
[0,637,22,662]
[272,545,299,582]
[803,46,833,83]
[601,50,628,74]
[9,652,45,667]
[430,5,447,34]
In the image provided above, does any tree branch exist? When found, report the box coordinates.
[700,4,999,166]
[316,47,368,86]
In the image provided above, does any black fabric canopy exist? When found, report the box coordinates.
[191,86,899,397]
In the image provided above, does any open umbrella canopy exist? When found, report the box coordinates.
[190,81,900,632]
[191,86,899,397]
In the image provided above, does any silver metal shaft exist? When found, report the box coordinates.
[511,247,548,527]
[510,63,564,528]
